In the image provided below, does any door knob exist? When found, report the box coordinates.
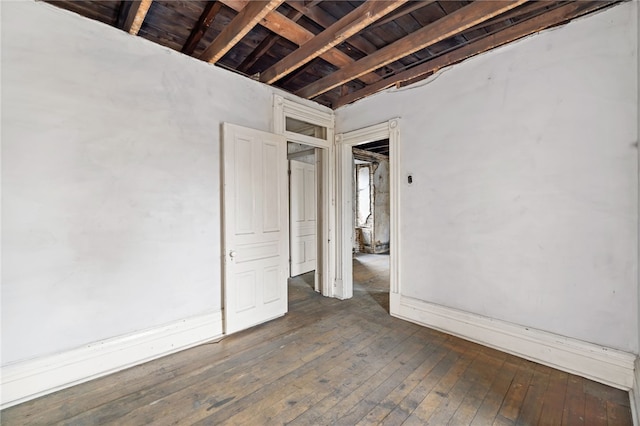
[229,250,237,259]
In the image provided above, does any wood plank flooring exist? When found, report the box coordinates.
[1,254,633,425]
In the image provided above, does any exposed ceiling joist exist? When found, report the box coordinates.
[199,0,284,63]
[220,0,381,84]
[286,1,404,74]
[286,1,378,55]
[219,0,383,85]
[237,8,305,73]
[238,0,334,74]
[238,0,325,72]
[353,147,389,161]
[122,0,153,35]
[296,0,529,100]
[46,0,621,109]
[368,1,437,30]
[474,0,560,31]
[260,1,410,84]
[354,139,390,156]
[334,1,611,108]
[286,0,337,26]
[182,1,224,55]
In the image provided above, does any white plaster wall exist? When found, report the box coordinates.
[373,159,390,252]
[0,1,328,365]
[336,2,639,353]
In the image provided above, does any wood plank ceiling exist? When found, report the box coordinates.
[46,0,621,109]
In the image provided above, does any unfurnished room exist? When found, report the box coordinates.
[1,0,639,424]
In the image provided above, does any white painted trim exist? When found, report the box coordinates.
[335,119,400,301]
[340,122,390,145]
[273,95,334,133]
[283,131,330,148]
[334,133,353,300]
[0,311,223,409]
[631,357,640,426]
[273,95,335,298]
[388,119,401,297]
[393,295,636,390]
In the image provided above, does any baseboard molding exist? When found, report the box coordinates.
[631,357,640,426]
[390,293,635,390]
[0,311,223,409]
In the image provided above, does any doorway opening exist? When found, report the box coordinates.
[352,140,391,312]
[273,96,335,300]
[336,119,400,312]
[288,142,319,294]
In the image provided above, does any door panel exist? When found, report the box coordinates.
[223,123,288,335]
[289,160,317,277]
[263,143,281,232]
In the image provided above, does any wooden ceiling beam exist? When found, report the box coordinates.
[296,0,528,100]
[286,1,403,73]
[471,1,561,32]
[260,1,409,84]
[199,0,285,64]
[367,1,437,30]
[238,8,304,73]
[122,0,153,35]
[116,1,129,28]
[219,0,382,84]
[333,1,612,109]
[237,0,326,72]
[182,1,224,55]
[287,0,387,54]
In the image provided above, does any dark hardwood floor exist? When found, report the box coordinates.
[1,254,633,425]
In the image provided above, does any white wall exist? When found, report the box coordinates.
[0,0,327,366]
[636,0,640,420]
[337,2,638,353]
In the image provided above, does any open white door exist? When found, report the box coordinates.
[222,123,288,335]
[289,160,316,277]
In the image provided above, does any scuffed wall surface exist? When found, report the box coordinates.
[336,2,638,353]
[0,1,305,364]
[372,159,390,253]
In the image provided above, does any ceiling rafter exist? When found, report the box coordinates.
[122,0,153,35]
[367,0,437,30]
[116,2,128,28]
[437,0,489,42]
[472,0,563,32]
[260,1,410,84]
[237,8,305,74]
[199,0,285,64]
[237,0,324,74]
[46,0,621,109]
[287,1,378,55]
[334,1,612,109]
[286,1,408,77]
[296,0,529,100]
[182,1,224,55]
[219,0,383,85]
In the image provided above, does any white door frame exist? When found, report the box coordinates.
[335,119,401,304]
[273,95,335,297]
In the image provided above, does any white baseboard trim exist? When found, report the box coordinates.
[631,358,640,426]
[390,293,635,390]
[0,311,223,409]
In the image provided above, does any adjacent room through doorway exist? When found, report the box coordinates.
[288,142,318,278]
[287,141,319,294]
[352,139,391,313]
